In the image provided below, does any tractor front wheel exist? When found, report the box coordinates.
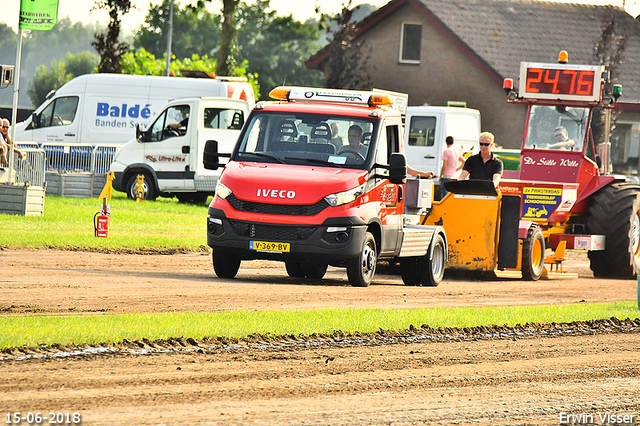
[522,225,545,281]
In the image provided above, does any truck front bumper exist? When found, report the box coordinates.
[207,207,367,263]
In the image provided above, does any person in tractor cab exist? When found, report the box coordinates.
[549,126,577,150]
[458,132,503,187]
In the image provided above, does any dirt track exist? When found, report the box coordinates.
[1,249,640,425]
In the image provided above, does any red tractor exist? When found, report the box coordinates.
[501,51,640,279]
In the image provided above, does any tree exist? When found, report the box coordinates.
[321,1,373,90]
[120,48,260,98]
[92,0,133,73]
[133,0,221,59]
[236,1,323,92]
[26,52,99,107]
[217,0,240,76]
[27,61,72,107]
[591,14,629,152]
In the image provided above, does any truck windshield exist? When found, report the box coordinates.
[234,112,378,168]
[524,105,589,152]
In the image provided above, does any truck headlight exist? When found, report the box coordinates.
[215,181,232,199]
[324,183,365,207]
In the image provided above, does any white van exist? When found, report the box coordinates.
[14,73,255,146]
[110,97,250,202]
[404,106,481,180]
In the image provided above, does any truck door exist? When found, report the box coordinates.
[376,122,403,257]
[143,104,193,191]
[404,114,439,173]
[27,96,81,144]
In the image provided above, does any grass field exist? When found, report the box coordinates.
[1,302,639,349]
[1,194,638,348]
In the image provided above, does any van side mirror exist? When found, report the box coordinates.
[136,124,144,141]
[27,112,39,130]
[389,153,407,184]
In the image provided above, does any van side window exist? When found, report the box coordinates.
[149,105,189,142]
[204,108,244,130]
[37,96,79,128]
[408,116,436,147]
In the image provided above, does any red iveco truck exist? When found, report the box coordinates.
[203,86,447,287]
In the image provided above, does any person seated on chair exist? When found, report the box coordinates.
[338,125,368,159]
[549,126,576,150]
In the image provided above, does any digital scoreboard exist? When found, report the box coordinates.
[518,62,605,102]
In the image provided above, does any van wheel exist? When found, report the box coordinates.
[126,172,157,201]
[346,232,377,287]
[212,249,240,278]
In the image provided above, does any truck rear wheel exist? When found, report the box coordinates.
[347,232,376,287]
[126,172,157,201]
[212,249,241,279]
[522,225,545,281]
[400,233,446,287]
[586,182,640,278]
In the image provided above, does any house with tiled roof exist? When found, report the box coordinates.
[307,0,640,170]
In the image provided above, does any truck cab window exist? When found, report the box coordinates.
[149,105,189,142]
[204,108,244,130]
[36,96,79,128]
[408,116,436,147]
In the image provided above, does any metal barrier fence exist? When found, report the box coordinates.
[13,148,46,187]
[38,144,120,173]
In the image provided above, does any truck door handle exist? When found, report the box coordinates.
[182,146,190,154]
[65,133,75,137]
[424,155,435,159]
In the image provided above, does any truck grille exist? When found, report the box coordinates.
[226,194,329,216]
[229,220,317,241]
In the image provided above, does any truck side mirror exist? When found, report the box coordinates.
[203,139,221,170]
[389,153,407,184]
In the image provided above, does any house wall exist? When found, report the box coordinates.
[357,3,527,149]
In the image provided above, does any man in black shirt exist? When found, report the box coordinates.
[458,132,503,187]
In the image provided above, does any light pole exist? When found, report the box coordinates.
[164,0,174,76]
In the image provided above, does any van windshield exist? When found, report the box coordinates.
[234,112,378,168]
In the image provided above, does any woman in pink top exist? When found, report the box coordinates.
[439,136,464,198]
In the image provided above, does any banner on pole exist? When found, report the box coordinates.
[19,0,59,31]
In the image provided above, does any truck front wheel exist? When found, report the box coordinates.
[126,172,157,201]
[212,249,241,279]
[522,225,545,281]
[347,232,377,287]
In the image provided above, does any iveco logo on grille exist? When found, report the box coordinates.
[257,189,296,199]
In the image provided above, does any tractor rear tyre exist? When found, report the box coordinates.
[522,225,545,281]
[586,182,640,278]
[212,249,241,279]
[346,232,377,287]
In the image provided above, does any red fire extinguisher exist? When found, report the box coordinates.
[94,196,110,238]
